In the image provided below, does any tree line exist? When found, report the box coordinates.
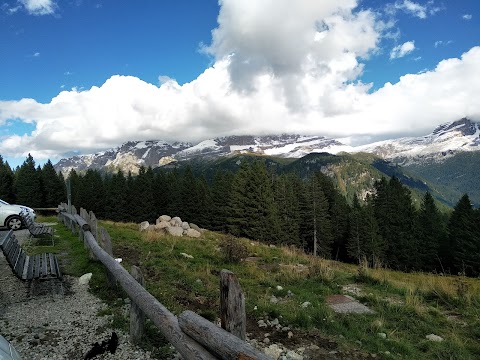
[1,154,479,276]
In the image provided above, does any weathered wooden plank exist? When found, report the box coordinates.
[178,310,272,360]
[99,227,115,287]
[14,251,26,278]
[130,265,145,345]
[81,231,216,360]
[26,255,35,280]
[220,269,246,340]
[41,253,47,278]
[34,254,41,279]
[22,256,30,280]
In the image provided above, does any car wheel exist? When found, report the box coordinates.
[6,216,22,231]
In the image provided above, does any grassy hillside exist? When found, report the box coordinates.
[93,220,479,359]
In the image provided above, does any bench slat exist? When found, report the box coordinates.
[14,251,26,278]
[26,255,35,280]
[22,256,30,280]
[41,253,47,278]
[34,254,41,279]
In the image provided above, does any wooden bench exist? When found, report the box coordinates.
[20,210,55,245]
[0,230,61,280]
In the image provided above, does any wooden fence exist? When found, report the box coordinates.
[57,203,271,360]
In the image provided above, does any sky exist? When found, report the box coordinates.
[0,0,479,168]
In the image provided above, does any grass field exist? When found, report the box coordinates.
[37,215,480,359]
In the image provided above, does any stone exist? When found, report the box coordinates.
[285,350,303,360]
[79,273,93,285]
[264,344,283,359]
[171,216,182,226]
[180,253,194,259]
[181,222,190,230]
[258,320,267,328]
[377,332,387,339]
[270,318,279,326]
[139,221,150,232]
[155,221,170,229]
[166,226,183,237]
[426,334,444,342]
[158,215,171,222]
[147,224,156,231]
[276,285,283,290]
[270,295,279,304]
[301,301,311,308]
[186,229,201,238]
[288,331,293,339]
[189,223,202,233]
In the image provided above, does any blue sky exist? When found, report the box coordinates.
[0,0,479,168]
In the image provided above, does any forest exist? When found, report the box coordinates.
[1,154,479,277]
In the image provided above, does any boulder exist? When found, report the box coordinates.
[181,221,190,230]
[186,229,201,238]
[147,225,156,232]
[264,344,283,359]
[171,216,182,227]
[79,273,93,285]
[155,221,170,229]
[189,223,202,233]
[139,221,150,232]
[166,226,184,237]
[426,334,444,342]
[158,215,171,223]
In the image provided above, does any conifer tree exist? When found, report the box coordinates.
[77,169,106,217]
[447,194,479,276]
[210,170,234,232]
[41,160,66,207]
[15,154,43,207]
[415,192,445,271]
[274,173,301,247]
[0,155,15,203]
[105,170,128,221]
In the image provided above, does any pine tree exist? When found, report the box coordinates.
[447,194,480,276]
[77,169,106,217]
[105,170,128,221]
[210,170,234,232]
[415,192,445,271]
[41,160,66,207]
[0,156,15,203]
[274,173,301,247]
[15,154,43,207]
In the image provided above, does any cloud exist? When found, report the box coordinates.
[0,0,478,163]
[434,40,453,48]
[20,0,56,15]
[390,41,415,59]
[462,14,472,20]
[33,52,40,57]
[389,0,442,19]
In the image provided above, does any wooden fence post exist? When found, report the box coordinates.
[89,211,98,240]
[130,265,145,345]
[220,269,246,341]
[99,227,116,287]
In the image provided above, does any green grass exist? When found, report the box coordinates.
[32,216,480,359]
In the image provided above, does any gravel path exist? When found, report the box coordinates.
[0,230,154,360]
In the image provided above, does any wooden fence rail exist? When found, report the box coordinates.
[57,203,271,360]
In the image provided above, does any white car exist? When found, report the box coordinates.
[0,335,22,360]
[0,199,36,231]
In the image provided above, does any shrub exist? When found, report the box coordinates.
[219,234,248,263]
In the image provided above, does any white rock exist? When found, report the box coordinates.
[114,258,122,263]
[166,226,184,237]
[139,221,150,232]
[288,331,294,339]
[158,215,171,223]
[186,229,201,238]
[171,216,182,226]
[155,221,170,229]
[285,350,303,360]
[180,253,194,259]
[78,273,93,285]
[426,334,444,342]
[301,301,311,308]
[377,332,387,339]
[258,320,267,328]
[270,318,279,326]
[264,344,283,359]
[276,285,283,291]
[181,222,190,230]
[270,295,278,304]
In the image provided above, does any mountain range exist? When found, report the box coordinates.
[54,118,480,207]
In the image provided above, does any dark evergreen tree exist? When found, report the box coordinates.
[447,194,480,276]
[77,169,106,217]
[130,167,156,223]
[179,166,200,223]
[67,169,81,208]
[274,173,301,247]
[105,170,128,221]
[347,195,384,266]
[15,154,43,207]
[415,192,445,271]
[373,177,417,270]
[0,156,15,203]
[210,170,234,232]
[41,160,66,207]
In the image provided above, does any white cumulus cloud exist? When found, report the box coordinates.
[390,41,415,59]
[20,0,56,15]
[462,14,472,20]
